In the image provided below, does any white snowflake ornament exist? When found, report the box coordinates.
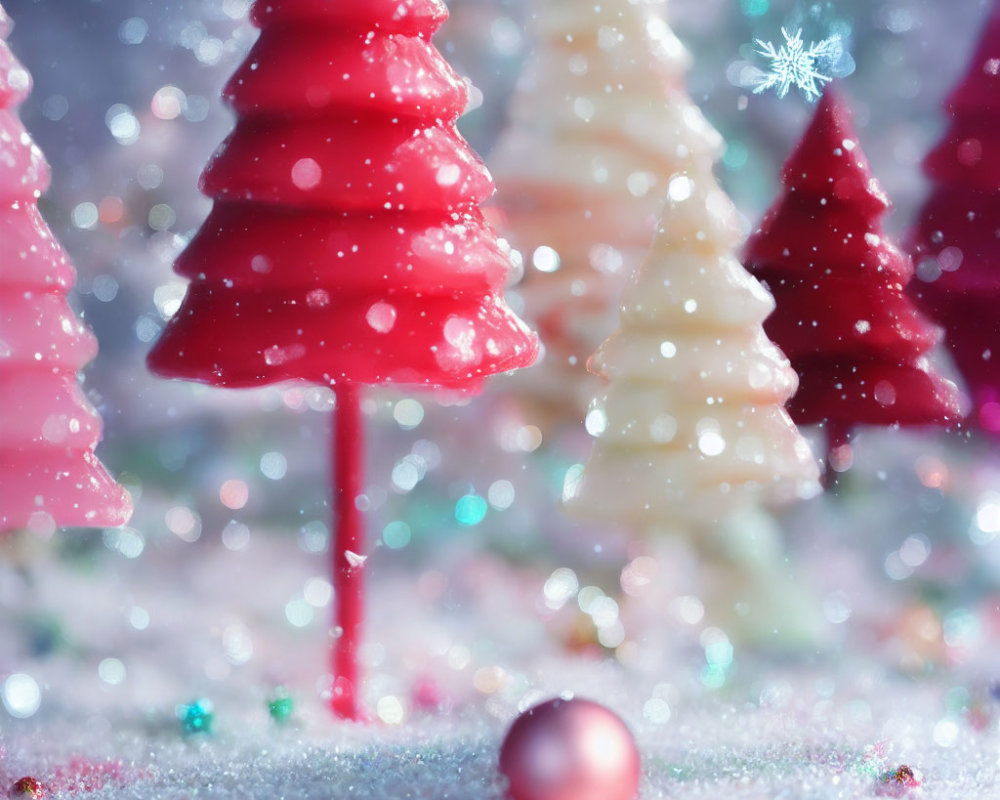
[752,27,841,101]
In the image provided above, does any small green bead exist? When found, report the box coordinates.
[268,688,294,723]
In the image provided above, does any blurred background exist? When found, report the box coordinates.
[2,0,1000,723]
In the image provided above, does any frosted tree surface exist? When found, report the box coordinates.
[752,28,841,101]
[148,0,536,389]
[564,170,820,529]
[908,1,1000,432]
[490,0,721,412]
[0,5,131,533]
[745,89,962,448]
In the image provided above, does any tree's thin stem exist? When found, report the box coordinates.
[331,383,364,720]
[823,419,851,490]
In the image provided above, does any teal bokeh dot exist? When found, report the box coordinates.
[382,520,412,549]
[741,0,769,17]
[723,141,750,171]
[455,494,488,526]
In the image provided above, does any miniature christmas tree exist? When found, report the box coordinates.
[909,2,1000,432]
[0,5,131,533]
[565,172,819,527]
[745,88,961,475]
[147,0,537,719]
[490,0,722,414]
[564,157,821,638]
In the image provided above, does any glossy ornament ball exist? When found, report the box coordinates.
[498,697,641,800]
[8,777,44,799]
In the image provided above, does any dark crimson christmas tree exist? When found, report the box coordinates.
[744,88,961,476]
[909,1,1000,433]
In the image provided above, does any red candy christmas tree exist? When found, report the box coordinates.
[0,5,131,533]
[909,1,1000,432]
[147,0,537,719]
[744,89,961,477]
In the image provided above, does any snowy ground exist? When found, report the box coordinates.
[3,428,1000,799]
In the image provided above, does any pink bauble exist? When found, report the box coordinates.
[498,697,641,800]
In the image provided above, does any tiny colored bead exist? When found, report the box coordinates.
[9,777,44,799]
[179,699,214,735]
[268,688,294,723]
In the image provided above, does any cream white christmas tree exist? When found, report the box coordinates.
[490,0,720,413]
[564,162,821,639]
[565,171,819,523]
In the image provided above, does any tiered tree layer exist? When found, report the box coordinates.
[565,170,819,527]
[909,2,1000,431]
[148,0,537,389]
[0,4,131,532]
[490,0,721,406]
[745,89,961,437]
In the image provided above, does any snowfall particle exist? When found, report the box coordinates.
[752,27,841,101]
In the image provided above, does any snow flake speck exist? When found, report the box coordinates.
[291,158,322,190]
[435,163,461,187]
[263,344,306,366]
[443,317,477,363]
[251,255,271,274]
[874,380,896,406]
[306,289,330,308]
[366,302,397,334]
[667,174,694,203]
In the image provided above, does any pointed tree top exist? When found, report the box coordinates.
[946,0,1000,114]
[251,0,448,35]
[0,9,30,109]
[653,172,746,255]
[780,87,889,215]
[0,32,45,199]
[227,1,466,120]
[533,0,692,81]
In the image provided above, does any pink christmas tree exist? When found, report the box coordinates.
[745,89,961,477]
[0,4,131,533]
[909,1,1000,432]
[147,0,537,719]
